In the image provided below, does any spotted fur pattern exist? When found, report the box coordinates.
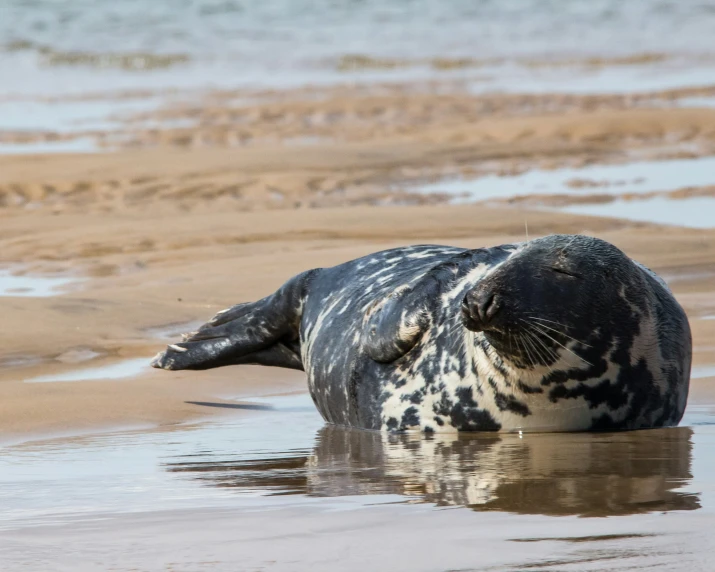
[153,235,691,433]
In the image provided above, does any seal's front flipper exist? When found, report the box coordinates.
[150,301,286,370]
[151,271,315,371]
[363,286,431,363]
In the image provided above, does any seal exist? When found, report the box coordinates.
[152,234,692,433]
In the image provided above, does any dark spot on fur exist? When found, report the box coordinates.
[541,359,608,386]
[455,386,478,407]
[450,406,501,431]
[433,392,454,417]
[400,406,420,429]
[494,393,531,417]
[402,390,424,405]
[548,378,628,411]
[434,416,445,426]
[517,380,543,394]
[386,417,399,430]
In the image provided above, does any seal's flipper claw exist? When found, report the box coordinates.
[151,337,238,370]
[151,351,169,369]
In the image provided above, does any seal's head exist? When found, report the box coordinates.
[460,233,691,430]
[461,234,652,371]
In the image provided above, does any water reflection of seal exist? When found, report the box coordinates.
[152,234,691,432]
[165,425,699,517]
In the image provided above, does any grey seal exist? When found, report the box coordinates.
[152,234,692,432]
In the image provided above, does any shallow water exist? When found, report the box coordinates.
[0,137,99,155]
[414,156,715,204]
[3,0,715,96]
[1,390,715,569]
[23,357,148,383]
[560,195,715,229]
[0,392,712,523]
[0,95,193,153]
[0,97,161,133]
[0,270,77,296]
[411,156,715,228]
[468,61,715,96]
[677,96,715,109]
[692,365,715,380]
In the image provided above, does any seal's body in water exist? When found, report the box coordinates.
[152,235,691,432]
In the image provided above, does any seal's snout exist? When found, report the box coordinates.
[462,286,501,332]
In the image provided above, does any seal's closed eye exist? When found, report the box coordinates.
[551,266,581,279]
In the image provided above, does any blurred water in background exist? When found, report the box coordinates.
[2,0,715,95]
[2,0,715,226]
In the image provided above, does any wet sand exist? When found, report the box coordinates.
[4,501,712,572]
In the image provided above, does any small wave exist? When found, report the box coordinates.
[335,54,495,72]
[4,39,189,70]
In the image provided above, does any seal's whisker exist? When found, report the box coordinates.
[518,335,533,370]
[533,323,591,348]
[524,328,557,377]
[524,314,571,329]
[520,321,560,365]
[519,333,537,370]
[522,324,559,364]
[514,335,528,369]
[520,328,542,364]
[530,323,594,367]
[564,234,579,251]
[523,331,546,369]
[523,316,593,348]
[519,318,558,359]
[531,333,560,376]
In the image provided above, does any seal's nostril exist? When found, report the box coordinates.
[473,291,494,323]
[463,288,500,329]
[484,294,500,321]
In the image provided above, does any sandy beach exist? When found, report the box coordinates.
[3,91,715,571]
[2,1,715,570]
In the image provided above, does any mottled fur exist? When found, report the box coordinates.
[152,235,691,432]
